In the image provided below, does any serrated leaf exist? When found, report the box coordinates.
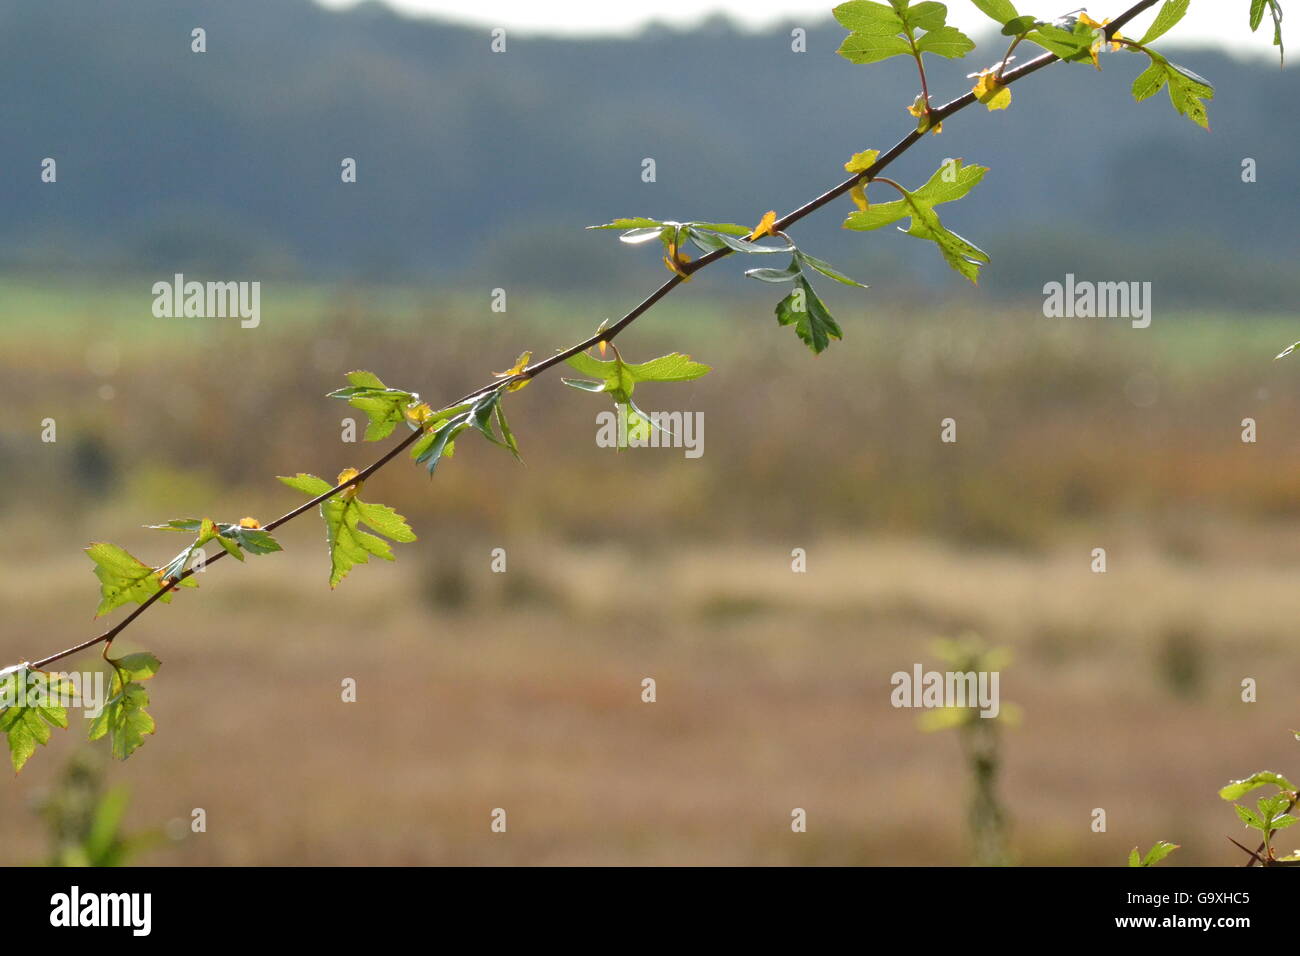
[915,25,975,58]
[776,276,843,355]
[326,371,418,441]
[280,472,417,588]
[1131,58,1167,101]
[0,666,75,772]
[837,31,913,64]
[796,251,869,288]
[1135,840,1179,867]
[970,0,1019,23]
[86,542,196,617]
[1139,0,1189,45]
[843,159,990,282]
[87,679,154,761]
[833,0,905,35]
[1235,804,1266,829]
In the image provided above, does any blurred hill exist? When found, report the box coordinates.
[1,0,1295,306]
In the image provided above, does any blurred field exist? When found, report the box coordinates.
[3,277,1300,865]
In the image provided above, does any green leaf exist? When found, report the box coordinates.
[688,226,790,255]
[843,159,990,283]
[970,0,1019,23]
[1165,61,1214,129]
[1131,58,1167,101]
[112,652,161,683]
[1220,770,1296,801]
[1248,0,1285,63]
[837,31,914,63]
[87,673,156,761]
[901,1,948,32]
[745,258,803,283]
[1235,804,1266,830]
[326,371,419,442]
[587,217,664,230]
[1026,21,1095,61]
[1000,15,1038,36]
[87,650,163,762]
[914,25,976,58]
[691,221,752,237]
[776,276,843,355]
[278,473,417,587]
[0,665,75,772]
[1138,0,1190,45]
[155,517,219,584]
[796,251,869,288]
[408,396,499,476]
[86,542,196,618]
[833,0,905,34]
[277,473,335,497]
[563,350,710,404]
[1131,840,1179,867]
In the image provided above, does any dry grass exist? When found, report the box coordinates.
[3,286,1299,865]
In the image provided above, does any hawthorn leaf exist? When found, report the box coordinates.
[278,470,417,587]
[0,666,75,772]
[1129,840,1179,867]
[1219,770,1296,801]
[1248,0,1285,63]
[776,276,843,355]
[88,657,159,762]
[837,31,913,64]
[745,256,804,283]
[833,1,905,35]
[970,0,1019,23]
[86,542,196,617]
[1138,0,1189,45]
[587,217,664,231]
[843,159,990,282]
[915,25,976,58]
[796,251,868,288]
[327,370,419,442]
[901,1,948,32]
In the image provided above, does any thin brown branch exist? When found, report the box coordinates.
[22,0,1162,671]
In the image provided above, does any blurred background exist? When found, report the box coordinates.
[1,0,1298,865]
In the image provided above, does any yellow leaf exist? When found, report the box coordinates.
[844,149,879,175]
[404,402,434,425]
[663,241,692,280]
[598,340,608,357]
[337,467,362,500]
[1078,13,1112,69]
[972,71,1011,111]
[493,350,533,391]
[238,516,261,529]
[849,182,869,212]
[751,210,777,240]
[907,95,941,134]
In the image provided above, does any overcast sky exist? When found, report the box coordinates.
[316,0,1287,58]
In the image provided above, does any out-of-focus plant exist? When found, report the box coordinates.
[30,752,165,866]
[919,634,1018,866]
